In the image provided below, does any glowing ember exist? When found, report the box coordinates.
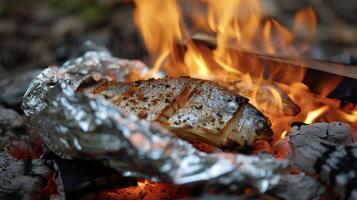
[133,0,357,154]
[280,131,288,139]
[100,179,188,200]
[137,179,151,188]
[304,106,329,124]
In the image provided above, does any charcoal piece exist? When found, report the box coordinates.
[0,150,60,200]
[288,122,355,173]
[295,144,357,200]
[270,174,324,200]
[0,106,29,148]
[0,69,41,111]
[288,122,357,199]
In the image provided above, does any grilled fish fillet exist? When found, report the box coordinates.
[85,77,273,151]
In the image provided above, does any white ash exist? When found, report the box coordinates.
[270,174,325,200]
[288,122,355,173]
[0,150,63,200]
[288,122,357,200]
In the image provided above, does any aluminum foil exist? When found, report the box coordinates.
[22,51,324,198]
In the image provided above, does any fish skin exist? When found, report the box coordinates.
[113,77,201,121]
[85,77,273,151]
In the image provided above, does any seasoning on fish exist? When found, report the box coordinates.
[85,77,274,152]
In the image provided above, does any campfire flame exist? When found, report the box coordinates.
[97,1,357,198]
[304,105,329,124]
[133,0,357,156]
[134,0,183,76]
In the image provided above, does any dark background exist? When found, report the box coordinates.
[0,0,356,79]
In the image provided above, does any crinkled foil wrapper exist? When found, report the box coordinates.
[22,51,324,197]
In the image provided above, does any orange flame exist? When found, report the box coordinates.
[137,179,151,188]
[184,42,212,79]
[263,19,296,55]
[304,106,329,124]
[207,0,262,49]
[134,0,183,76]
[133,0,357,155]
[294,7,317,42]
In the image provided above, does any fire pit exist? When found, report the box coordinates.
[1,0,357,200]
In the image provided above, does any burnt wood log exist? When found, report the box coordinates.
[191,34,357,79]
[190,34,357,104]
[288,122,357,199]
[288,122,355,172]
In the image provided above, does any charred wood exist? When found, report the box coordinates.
[0,150,61,200]
[288,122,355,172]
[270,174,325,200]
[288,122,357,199]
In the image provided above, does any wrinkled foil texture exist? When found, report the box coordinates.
[22,51,324,198]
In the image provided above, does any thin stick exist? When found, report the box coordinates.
[191,34,357,79]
